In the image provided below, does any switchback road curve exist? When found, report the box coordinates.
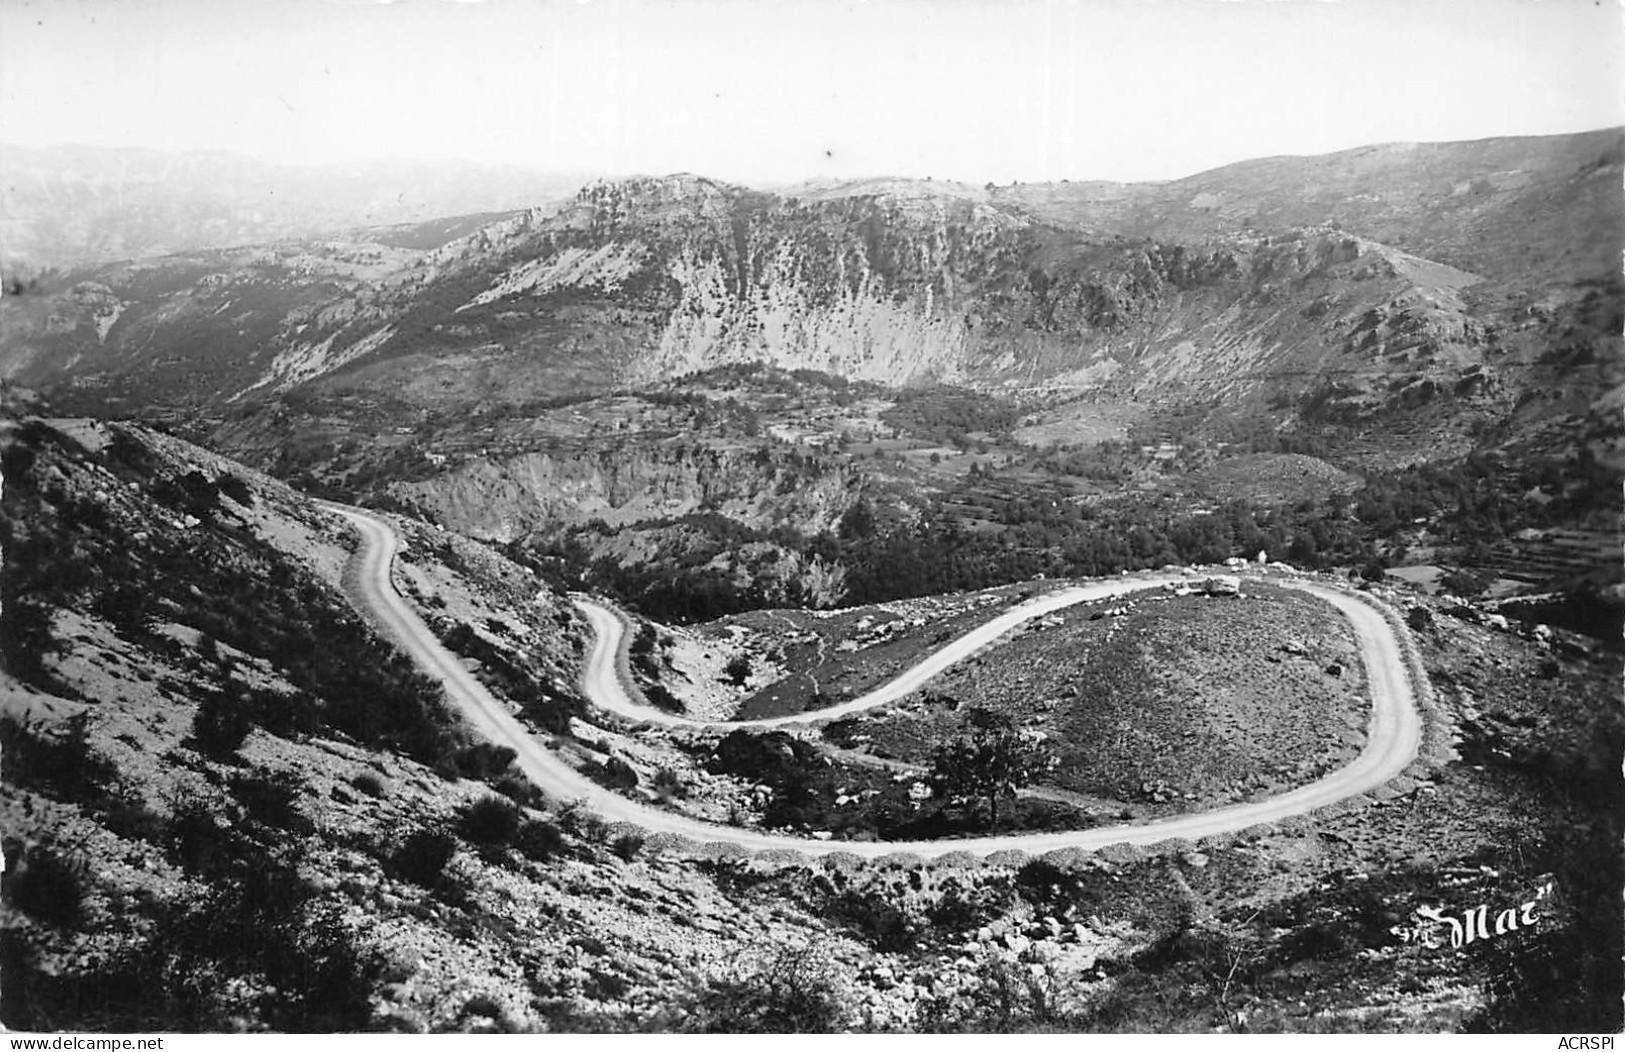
[332,504,1423,859]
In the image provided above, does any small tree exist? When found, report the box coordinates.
[837,499,876,541]
[7,847,86,928]
[516,818,565,862]
[1441,567,1491,599]
[391,829,457,887]
[590,755,639,790]
[653,765,686,799]
[929,708,1047,830]
[191,688,252,760]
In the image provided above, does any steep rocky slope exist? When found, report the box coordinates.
[387,439,862,545]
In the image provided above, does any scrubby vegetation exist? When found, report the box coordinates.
[5,767,384,1030]
[391,830,459,888]
[0,711,116,804]
[459,795,522,847]
[1,421,472,766]
[703,727,1090,840]
[438,619,584,734]
[4,847,87,930]
[681,945,848,1032]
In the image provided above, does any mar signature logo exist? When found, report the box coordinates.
[1392,881,1554,949]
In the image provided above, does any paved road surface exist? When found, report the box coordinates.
[333,505,1422,859]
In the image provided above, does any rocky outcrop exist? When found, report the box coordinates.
[388,441,863,543]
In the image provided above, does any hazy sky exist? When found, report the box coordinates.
[2,0,1621,184]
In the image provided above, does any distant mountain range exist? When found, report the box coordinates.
[0,144,594,270]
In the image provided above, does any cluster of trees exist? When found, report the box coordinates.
[532,491,1311,622]
[881,387,1023,446]
[624,623,683,712]
[708,730,835,831]
[833,497,1334,605]
[708,712,1051,838]
[147,467,255,518]
[1356,449,1615,552]
[537,509,849,624]
[580,548,762,624]
[680,361,865,404]
[1031,440,1146,482]
[527,427,1606,623]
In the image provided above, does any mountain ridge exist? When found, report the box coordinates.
[1,129,1617,499]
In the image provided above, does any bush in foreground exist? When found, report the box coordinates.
[5,846,86,929]
[459,796,521,847]
[391,830,458,887]
[682,945,847,1033]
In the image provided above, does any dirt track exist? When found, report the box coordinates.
[334,505,1423,859]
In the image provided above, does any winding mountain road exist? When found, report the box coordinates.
[331,504,1423,859]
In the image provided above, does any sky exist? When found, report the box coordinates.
[1,0,1621,185]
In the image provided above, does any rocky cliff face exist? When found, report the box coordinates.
[384,176,1490,404]
[387,440,863,544]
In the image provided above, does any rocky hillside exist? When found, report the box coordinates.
[992,128,1625,291]
[387,438,862,545]
[2,414,1619,1033]
[0,414,866,1032]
